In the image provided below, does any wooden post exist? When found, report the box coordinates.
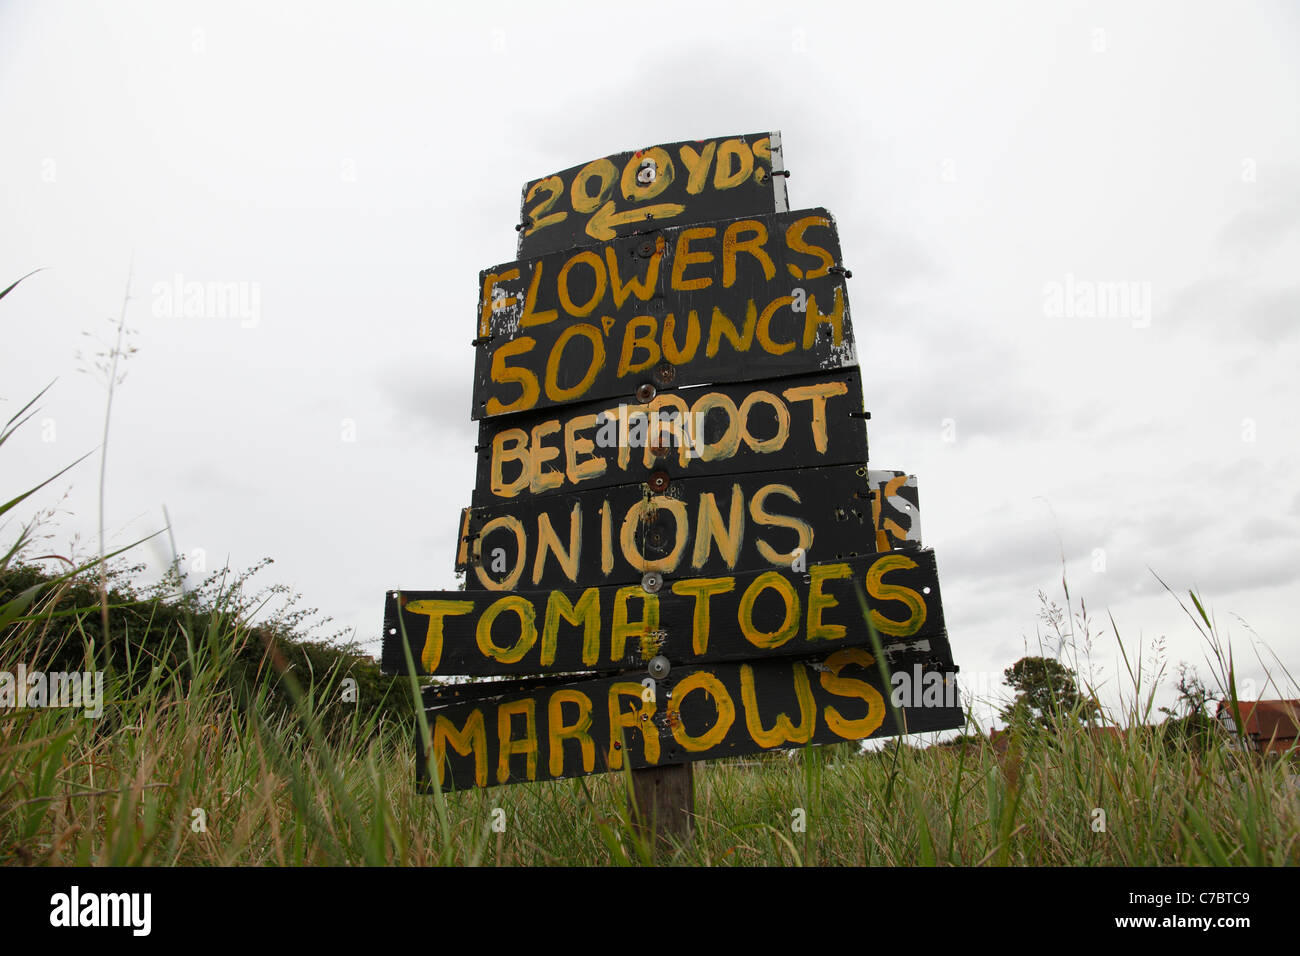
[630,763,695,851]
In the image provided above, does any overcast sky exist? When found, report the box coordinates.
[3,0,1297,729]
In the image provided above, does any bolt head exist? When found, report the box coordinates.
[648,655,671,680]
[635,382,656,403]
[641,572,663,594]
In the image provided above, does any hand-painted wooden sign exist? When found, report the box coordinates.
[383,131,963,798]
[517,132,788,259]
[454,467,922,583]
[415,648,960,792]
[471,368,869,506]
[869,470,922,553]
[454,463,914,593]
[472,208,855,420]
[385,548,945,678]
[414,614,945,707]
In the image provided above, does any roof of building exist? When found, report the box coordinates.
[1215,699,1300,742]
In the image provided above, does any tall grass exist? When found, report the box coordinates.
[2,557,1297,865]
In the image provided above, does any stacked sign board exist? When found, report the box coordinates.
[382,132,963,793]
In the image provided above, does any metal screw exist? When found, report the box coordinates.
[647,655,671,680]
[637,240,655,258]
[641,572,663,593]
[653,364,676,386]
[648,470,670,493]
[635,382,656,403]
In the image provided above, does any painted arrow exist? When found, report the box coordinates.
[585,199,686,241]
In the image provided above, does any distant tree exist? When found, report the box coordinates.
[1159,662,1210,719]
[999,656,1099,729]
[1159,663,1217,753]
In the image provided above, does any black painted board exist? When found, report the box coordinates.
[424,674,600,710]
[418,629,952,710]
[472,207,855,420]
[471,368,868,507]
[458,462,888,593]
[868,469,922,553]
[383,548,948,678]
[415,648,963,792]
[457,466,922,578]
[516,132,787,259]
